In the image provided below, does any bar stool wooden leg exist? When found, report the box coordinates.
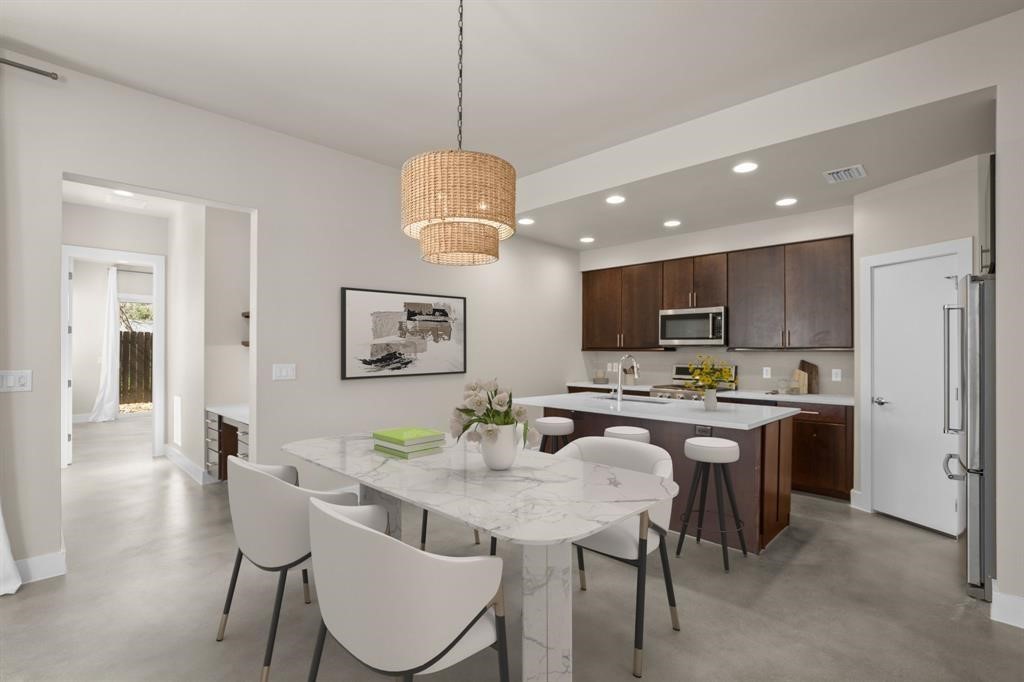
[540,435,550,453]
[674,463,704,557]
[695,463,710,544]
[712,464,730,573]
[721,464,748,557]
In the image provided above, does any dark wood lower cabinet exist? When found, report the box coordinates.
[543,407,793,551]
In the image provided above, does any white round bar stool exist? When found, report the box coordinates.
[535,416,574,454]
[674,437,748,572]
[604,425,650,443]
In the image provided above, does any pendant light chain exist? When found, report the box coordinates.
[457,0,464,151]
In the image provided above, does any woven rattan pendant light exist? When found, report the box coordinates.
[401,0,516,265]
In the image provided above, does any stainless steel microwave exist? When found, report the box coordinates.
[659,307,726,346]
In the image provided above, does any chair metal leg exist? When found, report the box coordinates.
[217,548,243,641]
[494,586,510,682]
[658,537,680,631]
[307,619,327,682]
[712,465,730,573]
[261,570,288,682]
[721,464,748,557]
[301,569,311,604]
[633,512,649,678]
[695,463,710,544]
[576,544,587,591]
[489,536,497,556]
[420,509,428,551]
[674,462,704,557]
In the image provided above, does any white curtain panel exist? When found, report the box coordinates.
[0,498,22,594]
[89,266,120,423]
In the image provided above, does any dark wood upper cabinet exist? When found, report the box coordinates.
[692,253,727,308]
[582,268,622,349]
[662,258,693,309]
[621,262,663,348]
[785,236,853,348]
[728,245,786,348]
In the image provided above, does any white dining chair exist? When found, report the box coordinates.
[218,458,358,682]
[308,497,510,682]
[558,436,680,678]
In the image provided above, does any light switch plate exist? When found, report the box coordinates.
[272,363,297,381]
[762,367,772,379]
[832,369,843,382]
[0,370,32,392]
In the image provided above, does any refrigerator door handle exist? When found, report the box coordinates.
[942,453,966,481]
[943,303,964,434]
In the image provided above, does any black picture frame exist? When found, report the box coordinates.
[340,287,467,380]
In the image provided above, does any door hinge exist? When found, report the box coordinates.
[67,379,72,388]
[67,433,72,442]
[68,271,73,280]
[68,325,72,334]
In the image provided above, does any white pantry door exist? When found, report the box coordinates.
[869,250,965,535]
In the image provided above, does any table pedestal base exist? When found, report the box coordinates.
[522,543,573,681]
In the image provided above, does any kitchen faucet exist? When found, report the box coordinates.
[616,354,639,408]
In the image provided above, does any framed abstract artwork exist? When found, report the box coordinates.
[340,287,467,379]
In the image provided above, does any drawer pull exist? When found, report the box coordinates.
[205,437,218,443]
[799,410,821,415]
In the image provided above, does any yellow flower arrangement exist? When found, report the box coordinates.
[688,354,733,390]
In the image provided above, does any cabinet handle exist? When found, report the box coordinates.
[787,330,792,346]
[799,410,820,415]
[205,437,217,443]
[693,291,697,307]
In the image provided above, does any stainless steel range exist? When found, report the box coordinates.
[649,363,738,400]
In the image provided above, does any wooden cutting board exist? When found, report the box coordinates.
[798,360,819,394]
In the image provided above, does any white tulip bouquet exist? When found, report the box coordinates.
[450,379,540,449]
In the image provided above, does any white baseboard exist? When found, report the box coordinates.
[15,544,67,584]
[72,413,90,424]
[991,579,1024,630]
[161,445,217,485]
[849,489,872,513]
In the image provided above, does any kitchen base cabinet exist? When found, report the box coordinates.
[205,410,249,481]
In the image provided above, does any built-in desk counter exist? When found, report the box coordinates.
[515,392,799,551]
[205,404,249,480]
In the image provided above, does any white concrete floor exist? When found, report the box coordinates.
[1,418,1022,681]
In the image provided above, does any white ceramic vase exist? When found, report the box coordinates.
[481,424,521,470]
[703,388,718,411]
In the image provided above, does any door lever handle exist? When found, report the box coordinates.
[872,397,890,406]
[942,453,966,481]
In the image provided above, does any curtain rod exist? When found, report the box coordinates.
[0,57,59,80]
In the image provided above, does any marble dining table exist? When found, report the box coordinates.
[282,434,679,682]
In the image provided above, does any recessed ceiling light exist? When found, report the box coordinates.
[113,189,135,197]
[663,219,682,228]
[517,217,535,226]
[775,197,798,207]
[605,195,625,205]
[732,161,758,174]
[579,236,595,244]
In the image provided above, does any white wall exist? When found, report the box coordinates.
[62,202,169,255]
[204,207,251,406]
[70,261,154,415]
[0,51,583,571]
[165,204,206,469]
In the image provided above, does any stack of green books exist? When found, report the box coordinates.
[372,427,445,459]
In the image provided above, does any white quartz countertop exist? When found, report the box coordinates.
[283,435,678,546]
[719,390,855,406]
[516,392,800,431]
[206,403,250,424]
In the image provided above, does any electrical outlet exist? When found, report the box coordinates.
[762,367,772,379]
[832,368,843,382]
[272,363,297,381]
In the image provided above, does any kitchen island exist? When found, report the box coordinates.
[515,392,800,551]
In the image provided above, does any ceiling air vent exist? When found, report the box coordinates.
[823,164,867,184]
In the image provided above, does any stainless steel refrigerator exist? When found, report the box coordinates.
[942,274,996,601]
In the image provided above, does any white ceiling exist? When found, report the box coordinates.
[63,180,188,218]
[518,89,995,250]
[2,1,1020,175]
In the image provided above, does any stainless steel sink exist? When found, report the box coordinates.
[593,396,671,405]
